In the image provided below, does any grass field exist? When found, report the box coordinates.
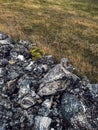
[0,0,98,82]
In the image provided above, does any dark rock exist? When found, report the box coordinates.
[0,78,4,85]
[1,59,9,67]
[33,66,43,77]
[10,42,31,60]
[0,31,8,40]
[0,67,7,78]
[6,78,19,96]
[0,44,12,58]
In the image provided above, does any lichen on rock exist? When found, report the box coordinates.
[30,46,45,60]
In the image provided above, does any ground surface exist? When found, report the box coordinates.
[0,0,98,82]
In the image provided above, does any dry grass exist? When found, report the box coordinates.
[0,0,98,82]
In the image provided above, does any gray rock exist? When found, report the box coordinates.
[1,59,9,67]
[33,66,43,77]
[60,93,94,129]
[18,84,30,98]
[8,71,19,80]
[71,112,92,130]
[17,55,25,61]
[10,43,31,60]
[25,61,34,71]
[0,126,6,130]
[38,62,79,96]
[38,80,70,96]
[41,64,48,73]
[82,76,90,86]
[34,116,52,130]
[38,98,52,116]
[18,40,34,49]
[18,76,32,97]
[24,110,34,126]
[0,78,4,85]
[0,44,12,58]
[0,38,11,45]
[38,64,69,96]
[0,68,7,78]
[10,51,18,60]
[18,79,39,109]
[6,78,18,95]
[61,58,75,72]
[0,31,8,40]
[61,93,83,120]
[87,84,98,101]
[19,94,36,109]
[42,99,52,109]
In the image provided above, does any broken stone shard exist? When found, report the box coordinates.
[38,61,79,96]
[19,94,36,109]
[34,116,52,130]
[38,98,52,116]
[6,78,18,95]
[17,55,25,61]
[25,61,34,71]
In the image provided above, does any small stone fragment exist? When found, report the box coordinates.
[25,61,34,71]
[19,94,36,109]
[38,98,52,116]
[34,116,52,130]
[17,55,25,61]
[6,78,18,95]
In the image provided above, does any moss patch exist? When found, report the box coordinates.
[30,46,45,60]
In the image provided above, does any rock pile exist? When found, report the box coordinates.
[0,31,98,130]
